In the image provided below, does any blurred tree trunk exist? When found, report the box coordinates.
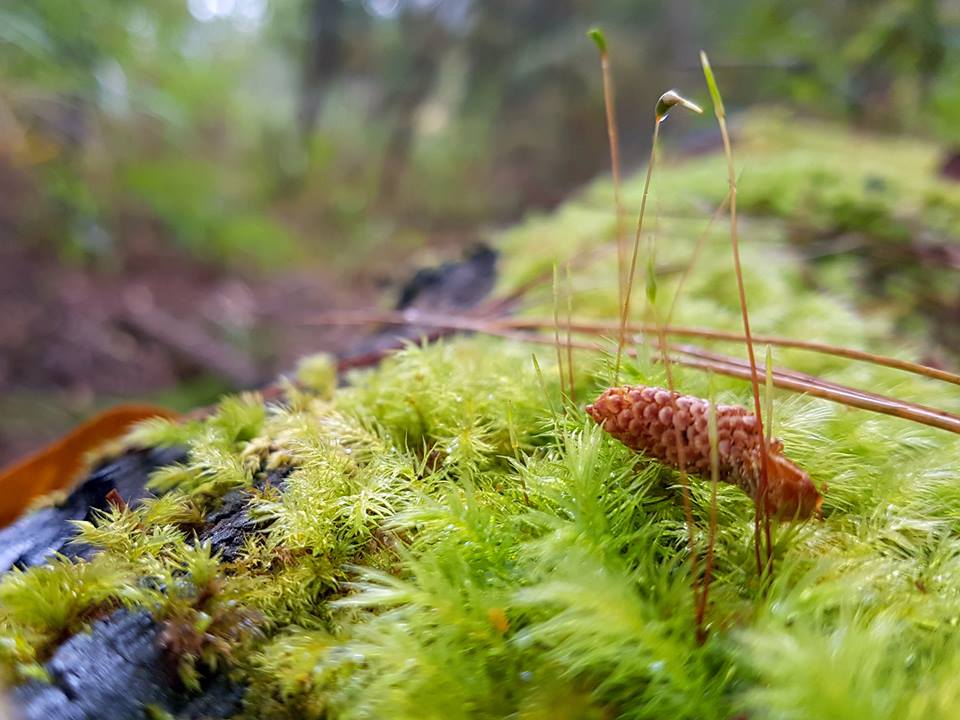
[376,12,445,204]
[298,0,344,139]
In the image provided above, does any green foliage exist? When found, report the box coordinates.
[294,353,337,399]
[244,629,338,717]
[258,407,411,560]
[69,503,264,689]
[126,416,204,449]
[5,0,959,274]
[335,341,558,476]
[0,557,129,637]
[123,158,298,267]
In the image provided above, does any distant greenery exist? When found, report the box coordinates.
[2,0,959,270]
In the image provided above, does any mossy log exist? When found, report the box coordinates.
[0,248,497,720]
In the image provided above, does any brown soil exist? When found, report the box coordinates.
[0,238,376,465]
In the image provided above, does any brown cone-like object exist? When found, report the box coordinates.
[586,385,823,519]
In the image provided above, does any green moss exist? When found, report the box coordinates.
[3,114,960,718]
[0,555,135,682]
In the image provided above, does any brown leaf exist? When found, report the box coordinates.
[0,404,178,526]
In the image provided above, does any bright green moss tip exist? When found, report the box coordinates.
[587,27,607,54]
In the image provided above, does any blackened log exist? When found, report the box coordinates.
[11,610,244,720]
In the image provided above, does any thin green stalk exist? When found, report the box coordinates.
[665,189,732,329]
[645,171,700,638]
[552,264,567,403]
[565,262,576,404]
[588,28,626,311]
[615,119,660,384]
[531,353,560,423]
[695,372,721,645]
[614,90,702,384]
[700,50,772,575]
[763,345,775,575]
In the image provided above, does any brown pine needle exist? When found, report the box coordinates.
[669,344,960,435]
[306,309,960,436]
[494,318,960,387]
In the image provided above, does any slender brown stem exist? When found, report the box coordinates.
[642,142,701,638]
[698,48,771,572]
[718,113,770,573]
[654,317,700,637]
[565,263,576,403]
[598,49,626,310]
[616,119,661,382]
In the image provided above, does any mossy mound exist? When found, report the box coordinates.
[3,114,960,719]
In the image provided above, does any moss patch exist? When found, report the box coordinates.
[3,114,960,718]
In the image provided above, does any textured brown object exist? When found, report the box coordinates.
[586,385,823,519]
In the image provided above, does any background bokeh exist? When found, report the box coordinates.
[1,0,958,462]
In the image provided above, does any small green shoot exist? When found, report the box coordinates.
[586,27,607,54]
[699,49,772,575]
[588,26,626,311]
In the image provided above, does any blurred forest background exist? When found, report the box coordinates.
[1,0,958,463]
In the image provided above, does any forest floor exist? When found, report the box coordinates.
[0,238,374,465]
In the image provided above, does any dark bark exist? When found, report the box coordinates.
[298,0,345,138]
[12,610,245,720]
